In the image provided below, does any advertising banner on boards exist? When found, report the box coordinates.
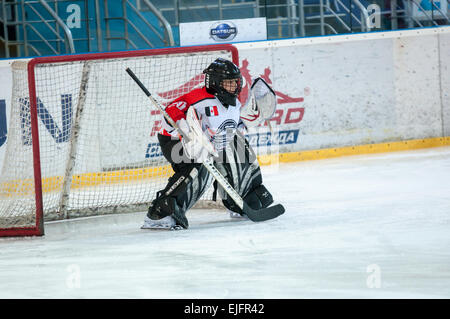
[179,17,267,46]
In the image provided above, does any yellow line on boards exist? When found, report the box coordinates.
[1,137,449,195]
[258,137,450,164]
[0,165,174,196]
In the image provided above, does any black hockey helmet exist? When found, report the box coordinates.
[203,58,242,106]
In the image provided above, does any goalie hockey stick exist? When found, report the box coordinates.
[125,67,284,222]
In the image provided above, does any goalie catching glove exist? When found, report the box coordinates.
[240,77,277,128]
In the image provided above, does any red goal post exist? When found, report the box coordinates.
[0,44,239,237]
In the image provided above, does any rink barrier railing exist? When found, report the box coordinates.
[1,136,449,196]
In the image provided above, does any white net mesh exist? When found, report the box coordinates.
[0,48,234,233]
[0,61,37,230]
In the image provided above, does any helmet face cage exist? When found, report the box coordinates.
[204,58,242,106]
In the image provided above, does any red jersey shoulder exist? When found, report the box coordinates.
[171,87,215,107]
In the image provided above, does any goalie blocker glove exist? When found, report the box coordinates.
[179,108,218,162]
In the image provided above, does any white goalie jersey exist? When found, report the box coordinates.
[160,77,277,151]
[160,86,243,151]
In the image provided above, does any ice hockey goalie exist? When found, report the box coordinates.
[142,58,278,230]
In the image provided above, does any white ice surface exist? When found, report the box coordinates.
[1,147,450,298]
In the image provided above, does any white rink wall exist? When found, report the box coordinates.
[234,27,450,154]
[440,31,450,137]
[0,27,449,170]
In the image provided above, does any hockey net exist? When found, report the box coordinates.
[0,45,238,236]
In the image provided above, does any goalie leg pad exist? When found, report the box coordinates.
[148,134,212,228]
[147,162,212,229]
[243,184,274,211]
[215,132,273,215]
[222,183,274,215]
